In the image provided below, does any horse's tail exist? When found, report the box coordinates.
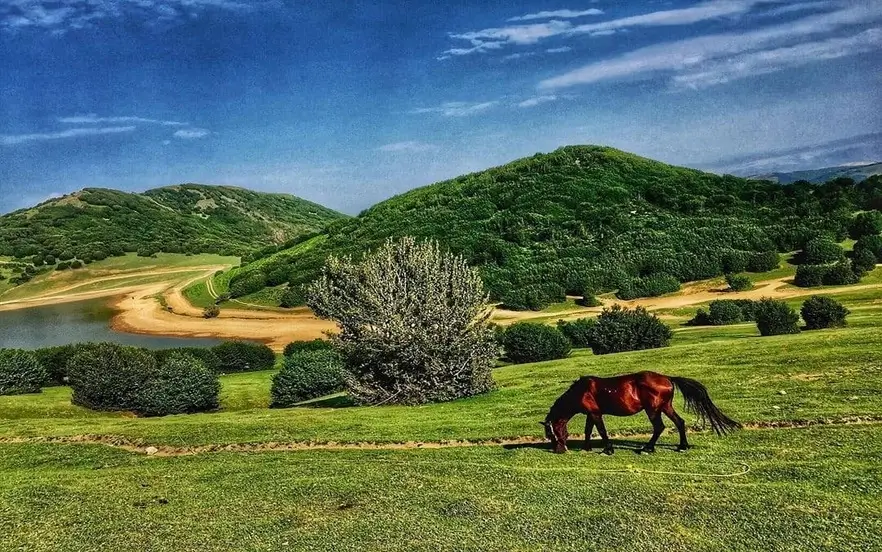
[671,377,741,436]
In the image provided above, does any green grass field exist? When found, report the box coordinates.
[2,266,882,550]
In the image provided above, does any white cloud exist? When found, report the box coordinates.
[538,3,882,89]
[546,46,572,53]
[508,8,603,22]
[59,114,187,126]
[1,126,136,145]
[173,128,210,139]
[410,101,499,117]
[377,141,439,153]
[517,95,559,108]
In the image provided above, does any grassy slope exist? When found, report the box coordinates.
[2,279,882,550]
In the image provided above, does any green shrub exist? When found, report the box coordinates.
[848,211,882,239]
[283,339,332,357]
[708,300,744,324]
[755,298,800,336]
[202,305,220,318]
[56,261,70,271]
[67,343,158,411]
[556,318,596,349]
[588,305,672,355]
[803,237,844,265]
[229,273,267,298]
[854,235,882,262]
[852,247,877,276]
[133,353,220,417]
[32,344,78,385]
[70,260,83,269]
[733,299,759,321]
[502,322,571,363]
[794,264,829,287]
[270,350,344,407]
[576,294,601,307]
[499,283,566,311]
[212,341,276,373]
[279,287,306,308]
[822,260,859,286]
[746,251,779,273]
[0,349,47,395]
[725,273,753,292]
[153,347,221,373]
[801,296,850,330]
[615,273,680,300]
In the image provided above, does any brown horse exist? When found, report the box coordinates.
[541,371,740,454]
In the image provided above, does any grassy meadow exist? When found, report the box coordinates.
[3,280,882,550]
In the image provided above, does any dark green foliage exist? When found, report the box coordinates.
[0,185,346,259]
[852,247,877,276]
[848,211,882,239]
[801,296,850,330]
[153,347,221,373]
[556,318,596,349]
[270,350,344,407]
[202,305,220,318]
[283,339,332,357]
[502,323,571,363]
[67,343,158,411]
[802,237,844,265]
[133,353,221,417]
[229,272,267,298]
[279,286,306,308]
[794,264,828,287]
[616,273,680,300]
[854,234,882,262]
[688,299,747,326]
[576,294,601,307]
[588,305,672,355]
[0,349,47,395]
[212,341,276,373]
[822,259,859,286]
[755,299,801,337]
[31,344,88,386]
[725,273,753,291]
[56,261,70,271]
[219,146,862,310]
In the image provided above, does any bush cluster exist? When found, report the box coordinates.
[754,299,801,336]
[212,341,276,373]
[795,260,860,288]
[154,347,221,373]
[202,305,220,319]
[747,251,780,273]
[134,353,220,417]
[271,350,344,408]
[616,273,680,300]
[854,235,882,262]
[556,318,596,349]
[802,237,844,265]
[688,299,759,326]
[283,339,332,357]
[848,211,882,239]
[502,323,571,363]
[725,273,753,292]
[588,305,672,355]
[801,296,850,330]
[0,349,47,395]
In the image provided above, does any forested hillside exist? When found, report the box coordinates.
[0,185,346,260]
[749,162,882,185]
[225,146,882,309]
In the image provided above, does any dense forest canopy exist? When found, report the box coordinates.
[227,146,882,309]
[0,184,346,259]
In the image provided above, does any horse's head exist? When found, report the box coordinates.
[539,418,568,453]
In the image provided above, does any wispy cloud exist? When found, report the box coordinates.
[59,114,187,126]
[517,95,560,108]
[1,126,136,145]
[410,101,499,117]
[546,46,572,53]
[377,141,439,153]
[538,3,882,89]
[508,8,603,22]
[1,0,276,33]
[173,128,210,139]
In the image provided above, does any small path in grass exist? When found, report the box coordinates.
[2,416,878,457]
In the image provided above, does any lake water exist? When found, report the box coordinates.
[0,299,222,350]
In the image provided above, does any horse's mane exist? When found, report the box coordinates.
[546,376,591,420]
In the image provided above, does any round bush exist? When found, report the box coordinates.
[212,341,276,373]
[67,343,158,411]
[588,305,672,355]
[822,260,859,286]
[801,296,849,330]
[725,273,753,292]
[283,339,332,357]
[202,305,220,319]
[153,347,221,373]
[134,353,220,417]
[803,237,844,265]
[708,300,744,324]
[616,273,680,300]
[271,350,344,407]
[852,247,877,276]
[0,349,46,395]
[848,211,882,240]
[279,287,306,308]
[794,264,829,287]
[556,318,596,349]
[854,235,882,262]
[754,299,800,337]
[502,323,571,363]
[32,344,81,386]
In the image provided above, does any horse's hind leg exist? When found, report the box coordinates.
[662,403,689,452]
[641,409,665,454]
[593,415,613,455]
[583,417,595,452]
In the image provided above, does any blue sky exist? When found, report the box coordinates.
[1,0,880,215]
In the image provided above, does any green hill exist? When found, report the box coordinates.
[0,184,347,260]
[748,162,882,184]
[224,145,882,309]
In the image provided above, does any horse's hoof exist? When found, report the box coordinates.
[640,446,655,454]
[602,447,614,456]
[554,448,567,454]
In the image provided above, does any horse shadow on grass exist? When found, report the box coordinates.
[504,438,680,454]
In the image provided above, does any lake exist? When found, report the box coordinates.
[0,299,222,350]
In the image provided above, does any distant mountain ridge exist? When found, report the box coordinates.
[748,162,882,184]
[0,184,346,259]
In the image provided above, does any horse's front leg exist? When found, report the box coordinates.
[583,417,595,452]
[593,415,613,455]
[552,419,569,454]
